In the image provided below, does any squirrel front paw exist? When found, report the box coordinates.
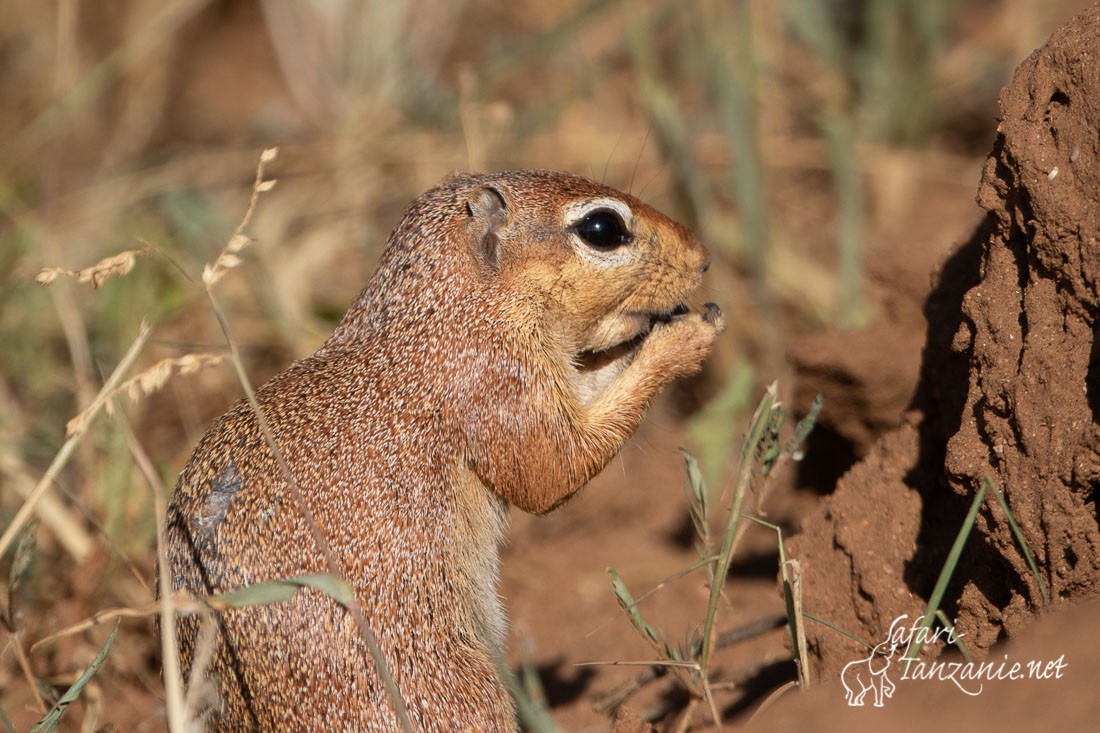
[639,302,724,379]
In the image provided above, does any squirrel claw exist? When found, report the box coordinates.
[702,302,726,334]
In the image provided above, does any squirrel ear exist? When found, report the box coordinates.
[465,185,509,269]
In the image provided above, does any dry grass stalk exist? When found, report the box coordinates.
[183,617,220,730]
[118,416,191,732]
[0,372,95,560]
[30,593,208,652]
[62,327,203,439]
[35,247,152,289]
[11,631,48,714]
[201,147,278,287]
[83,353,227,432]
[0,322,151,559]
[0,449,94,562]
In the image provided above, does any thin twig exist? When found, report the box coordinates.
[702,677,723,732]
[12,631,48,714]
[30,594,207,651]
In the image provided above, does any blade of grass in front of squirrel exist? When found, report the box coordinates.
[30,624,118,733]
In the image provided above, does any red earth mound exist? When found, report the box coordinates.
[787,4,1100,684]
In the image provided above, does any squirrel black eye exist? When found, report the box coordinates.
[574,210,632,249]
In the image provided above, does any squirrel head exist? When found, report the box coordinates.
[456,169,709,359]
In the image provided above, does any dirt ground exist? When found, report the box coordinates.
[4,2,1100,731]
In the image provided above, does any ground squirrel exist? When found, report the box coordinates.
[164,169,724,730]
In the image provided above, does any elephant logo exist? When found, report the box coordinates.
[841,637,899,707]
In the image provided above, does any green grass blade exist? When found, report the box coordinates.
[802,613,873,651]
[210,573,355,610]
[785,558,809,688]
[822,115,866,327]
[784,0,846,64]
[702,0,774,324]
[699,384,778,672]
[934,609,970,662]
[785,393,824,460]
[685,358,755,492]
[988,478,1050,605]
[607,568,661,648]
[741,514,810,687]
[680,449,708,519]
[504,649,564,733]
[30,624,118,733]
[679,449,710,552]
[904,477,988,660]
[759,408,786,476]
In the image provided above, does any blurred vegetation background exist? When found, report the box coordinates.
[0,0,1091,729]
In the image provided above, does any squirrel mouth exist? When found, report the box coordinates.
[650,302,691,324]
[576,331,648,373]
[572,303,690,403]
[579,303,689,363]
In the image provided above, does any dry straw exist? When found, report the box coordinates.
[35,247,152,289]
[201,146,277,287]
[0,323,151,560]
[18,146,418,732]
[68,353,226,437]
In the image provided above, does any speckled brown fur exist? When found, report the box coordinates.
[164,170,722,730]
